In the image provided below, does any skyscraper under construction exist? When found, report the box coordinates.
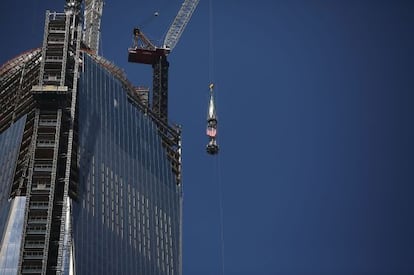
[0,1,182,274]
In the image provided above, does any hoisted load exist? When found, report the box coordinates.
[206,83,219,155]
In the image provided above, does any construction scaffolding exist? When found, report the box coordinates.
[14,9,82,274]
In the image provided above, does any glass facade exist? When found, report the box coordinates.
[0,116,26,245]
[72,54,182,274]
[0,197,26,275]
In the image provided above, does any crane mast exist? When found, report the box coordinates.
[83,0,104,53]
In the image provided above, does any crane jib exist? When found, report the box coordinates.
[163,0,200,51]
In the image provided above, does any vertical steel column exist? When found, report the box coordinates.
[38,11,50,86]
[17,110,39,274]
[56,21,82,274]
[83,0,104,53]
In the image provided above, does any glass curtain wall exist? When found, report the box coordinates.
[72,54,181,275]
[0,116,26,243]
[0,116,27,275]
[0,197,26,275]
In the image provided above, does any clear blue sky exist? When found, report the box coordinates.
[1,1,414,274]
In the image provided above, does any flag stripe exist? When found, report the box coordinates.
[206,127,217,137]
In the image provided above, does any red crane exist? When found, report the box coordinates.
[128,0,200,123]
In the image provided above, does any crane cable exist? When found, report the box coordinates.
[217,154,225,275]
[208,0,215,83]
[208,1,225,274]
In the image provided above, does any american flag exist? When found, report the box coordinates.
[206,127,217,137]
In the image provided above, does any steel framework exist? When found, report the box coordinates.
[13,8,82,274]
[83,0,104,53]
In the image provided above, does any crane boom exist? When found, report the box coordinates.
[163,0,200,51]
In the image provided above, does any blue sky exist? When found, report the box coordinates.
[1,1,414,274]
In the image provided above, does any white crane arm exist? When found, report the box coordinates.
[163,0,200,51]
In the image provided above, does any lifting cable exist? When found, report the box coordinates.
[208,0,225,274]
[216,154,225,275]
[208,0,215,83]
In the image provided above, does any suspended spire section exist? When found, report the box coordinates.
[206,83,219,154]
[208,83,217,121]
[83,0,104,53]
[163,0,200,51]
